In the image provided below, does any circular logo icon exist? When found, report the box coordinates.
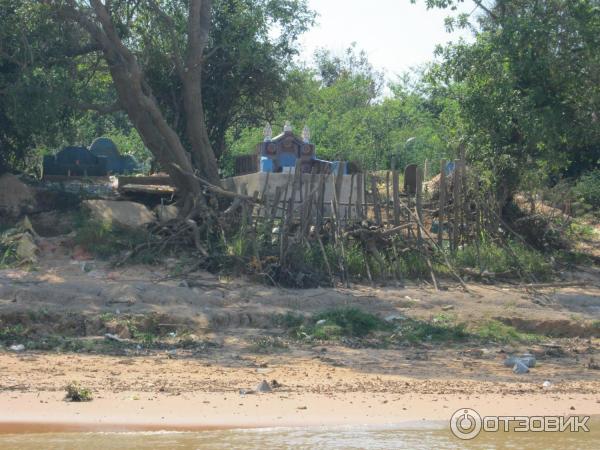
[450,408,482,440]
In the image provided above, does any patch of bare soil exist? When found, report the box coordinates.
[1,233,600,429]
[0,233,600,387]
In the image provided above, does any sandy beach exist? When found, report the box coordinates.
[1,351,599,432]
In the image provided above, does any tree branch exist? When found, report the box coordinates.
[147,0,185,77]
[72,100,122,114]
[473,0,497,21]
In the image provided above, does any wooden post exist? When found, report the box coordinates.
[385,170,391,222]
[438,159,447,248]
[316,174,326,228]
[415,167,423,244]
[334,162,345,224]
[330,174,349,287]
[452,158,461,251]
[348,173,355,221]
[371,174,382,225]
[355,172,364,220]
[392,161,400,226]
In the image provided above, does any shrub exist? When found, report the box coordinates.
[394,315,469,343]
[454,238,552,280]
[65,381,93,402]
[473,320,541,344]
[573,169,600,213]
[313,307,388,337]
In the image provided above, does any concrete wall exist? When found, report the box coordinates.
[223,172,365,218]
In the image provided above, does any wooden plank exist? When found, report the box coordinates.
[118,175,174,188]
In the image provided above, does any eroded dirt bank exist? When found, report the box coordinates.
[1,247,600,429]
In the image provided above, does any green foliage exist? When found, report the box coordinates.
[65,381,93,402]
[273,312,305,329]
[473,320,541,344]
[453,238,552,280]
[0,0,315,174]
[0,324,27,343]
[249,336,288,353]
[393,315,469,343]
[573,169,600,213]
[74,217,155,262]
[313,307,389,337]
[421,0,600,196]
[224,46,451,176]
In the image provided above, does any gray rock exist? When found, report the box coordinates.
[9,344,25,352]
[154,204,179,223]
[83,200,155,228]
[255,380,272,393]
[513,360,530,374]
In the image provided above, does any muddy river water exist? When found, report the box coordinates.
[0,420,598,450]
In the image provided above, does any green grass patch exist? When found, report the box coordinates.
[392,314,470,343]
[248,336,288,353]
[453,238,552,280]
[313,307,390,337]
[74,216,155,263]
[472,320,542,344]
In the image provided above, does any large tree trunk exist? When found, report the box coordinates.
[53,0,220,206]
[181,0,221,186]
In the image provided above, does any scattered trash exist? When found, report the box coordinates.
[504,354,536,369]
[513,360,530,374]
[520,353,536,368]
[239,388,255,396]
[384,314,406,322]
[256,380,272,393]
[9,344,25,352]
[542,380,552,389]
[104,333,126,343]
[316,319,327,326]
[271,380,282,389]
